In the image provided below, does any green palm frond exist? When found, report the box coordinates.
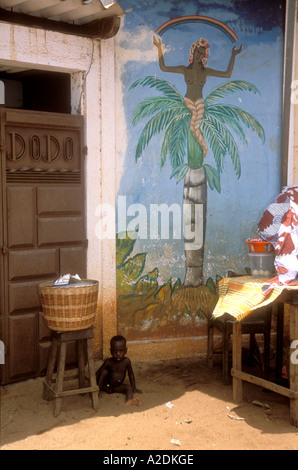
[204,80,261,106]
[201,114,241,178]
[170,163,189,183]
[135,107,187,161]
[130,76,183,102]
[132,97,185,125]
[199,119,227,174]
[159,113,191,169]
[205,104,265,143]
[205,105,248,143]
[204,164,221,192]
[130,76,265,191]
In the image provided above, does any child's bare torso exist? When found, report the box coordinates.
[105,357,130,387]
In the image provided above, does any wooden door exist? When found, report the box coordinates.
[0,108,86,384]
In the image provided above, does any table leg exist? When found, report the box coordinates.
[232,321,243,403]
[276,302,284,383]
[289,305,298,427]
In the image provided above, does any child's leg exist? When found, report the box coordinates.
[112,384,140,406]
[96,368,110,392]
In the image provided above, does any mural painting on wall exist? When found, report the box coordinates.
[115,0,285,340]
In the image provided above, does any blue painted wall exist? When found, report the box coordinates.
[115,0,285,340]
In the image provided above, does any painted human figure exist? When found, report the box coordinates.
[153,36,243,158]
[96,335,142,406]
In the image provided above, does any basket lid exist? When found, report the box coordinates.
[39,279,98,288]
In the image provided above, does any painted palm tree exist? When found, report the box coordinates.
[130,76,265,288]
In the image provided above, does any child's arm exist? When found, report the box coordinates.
[127,359,142,394]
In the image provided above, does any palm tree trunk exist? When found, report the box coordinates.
[183,166,207,287]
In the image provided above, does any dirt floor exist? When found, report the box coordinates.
[1,355,297,451]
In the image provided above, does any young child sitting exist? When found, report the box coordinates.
[96,335,142,406]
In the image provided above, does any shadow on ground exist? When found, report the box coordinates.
[1,355,297,450]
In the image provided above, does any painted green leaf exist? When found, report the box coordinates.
[170,163,189,183]
[119,253,147,288]
[204,80,261,106]
[116,231,137,267]
[201,115,241,178]
[205,104,265,143]
[130,76,265,194]
[205,276,217,295]
[135,268,159,294]
[173,278,182,292]
[129,76,183,102]
[204,164,221,193]
[156,280,172,303]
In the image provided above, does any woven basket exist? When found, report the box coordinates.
[39,280,99,331]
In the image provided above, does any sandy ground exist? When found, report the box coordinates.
[1,355,298,451]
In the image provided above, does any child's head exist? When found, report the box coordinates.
[110,335,127,361]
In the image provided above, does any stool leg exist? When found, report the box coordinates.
[54,342,67,417]
[86,338,99,411]
[77,339,86,388]
[43,336,58,401]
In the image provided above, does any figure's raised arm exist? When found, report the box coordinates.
[153,35,186,75]
[206,44,243,78]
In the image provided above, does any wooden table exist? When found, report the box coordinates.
[231,287,298,427]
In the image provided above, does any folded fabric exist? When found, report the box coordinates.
[257,185,298,293]
[212,276,284,321]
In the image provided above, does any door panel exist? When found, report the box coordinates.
[0,108,86,384]
[60,247,86,276]
[9,249,58,280]
[37,187,83,214]
[9,314,37,379]
[7,187,35,247]
[38,217,84,245]
[9,282,41,312]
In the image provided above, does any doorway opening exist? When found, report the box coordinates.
[0,68,71,113]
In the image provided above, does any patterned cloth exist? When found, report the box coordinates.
[212,186,298,320]
[257,185,298,294]
[212,276,284,321]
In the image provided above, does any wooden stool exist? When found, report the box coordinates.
[43,327,99,417]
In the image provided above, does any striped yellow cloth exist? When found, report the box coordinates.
[212,276,285,322]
